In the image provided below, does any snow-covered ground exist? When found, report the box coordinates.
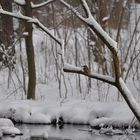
[0,118,21,137]
[0,99,138,128]
[0,98,139,138]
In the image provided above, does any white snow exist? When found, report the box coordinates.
[0,118,21,135]
[64,63,82,72]
[102,16,110,22]
[23,32,29,36]
[14,0,26,6]
[119,78,140,118]
[31,0,54,9]
[86,15,118,51]
[0,99,138,128]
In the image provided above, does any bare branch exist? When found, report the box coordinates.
[124,15,140,63]
[118,78,140,119]
[59,0,86,22]
[124,50,140,81]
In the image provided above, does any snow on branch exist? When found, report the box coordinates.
[59,0,86,22]
[14,0,26,6]
[63,63,115,85]
[123,0,128,8]
[31,0,55,9]
[0,5,116,85]
[119,78,140,118]
[0,7,62,45]
[59,0,118,53]
[61,40,115,85]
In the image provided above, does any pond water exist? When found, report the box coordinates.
[2,124,140,140]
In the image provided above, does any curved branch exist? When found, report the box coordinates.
[80,0,92,17]
[59,0,118,52]
[31,0,56,9]
[59,0,121,81]
[0,8,62,45]
[117,78,140,120]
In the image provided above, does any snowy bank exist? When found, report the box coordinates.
[0,99,139,128]
[0,118,21,136]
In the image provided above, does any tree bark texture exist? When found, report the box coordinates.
[24,0,36,99]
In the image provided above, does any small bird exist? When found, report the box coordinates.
[82,65,90,75]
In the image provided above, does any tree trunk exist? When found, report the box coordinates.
[24,0,36,99]
[117,78,140,121]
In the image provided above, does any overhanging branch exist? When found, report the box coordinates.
[59,0,121,81]
[0,3,116,86]
[0,8,62,45]
[63,63,116,85]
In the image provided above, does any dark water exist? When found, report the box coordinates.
[2,124,140,140]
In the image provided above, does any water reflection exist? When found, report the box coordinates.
[2,124,140,140]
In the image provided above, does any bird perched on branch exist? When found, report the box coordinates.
[82,65,90,75]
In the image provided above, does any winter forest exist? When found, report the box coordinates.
[1,0,140,139]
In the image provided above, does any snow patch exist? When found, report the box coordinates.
[0,118,21,135]
[0,100,138,128]
[14,0,26,5]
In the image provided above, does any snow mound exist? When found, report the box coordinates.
[0,118,21,135]
[0,100,139,128]
[25,113,51,124]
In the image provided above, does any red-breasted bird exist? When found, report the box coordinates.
[82,65,90,75]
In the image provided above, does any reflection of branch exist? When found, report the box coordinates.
[63,63,115,85]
